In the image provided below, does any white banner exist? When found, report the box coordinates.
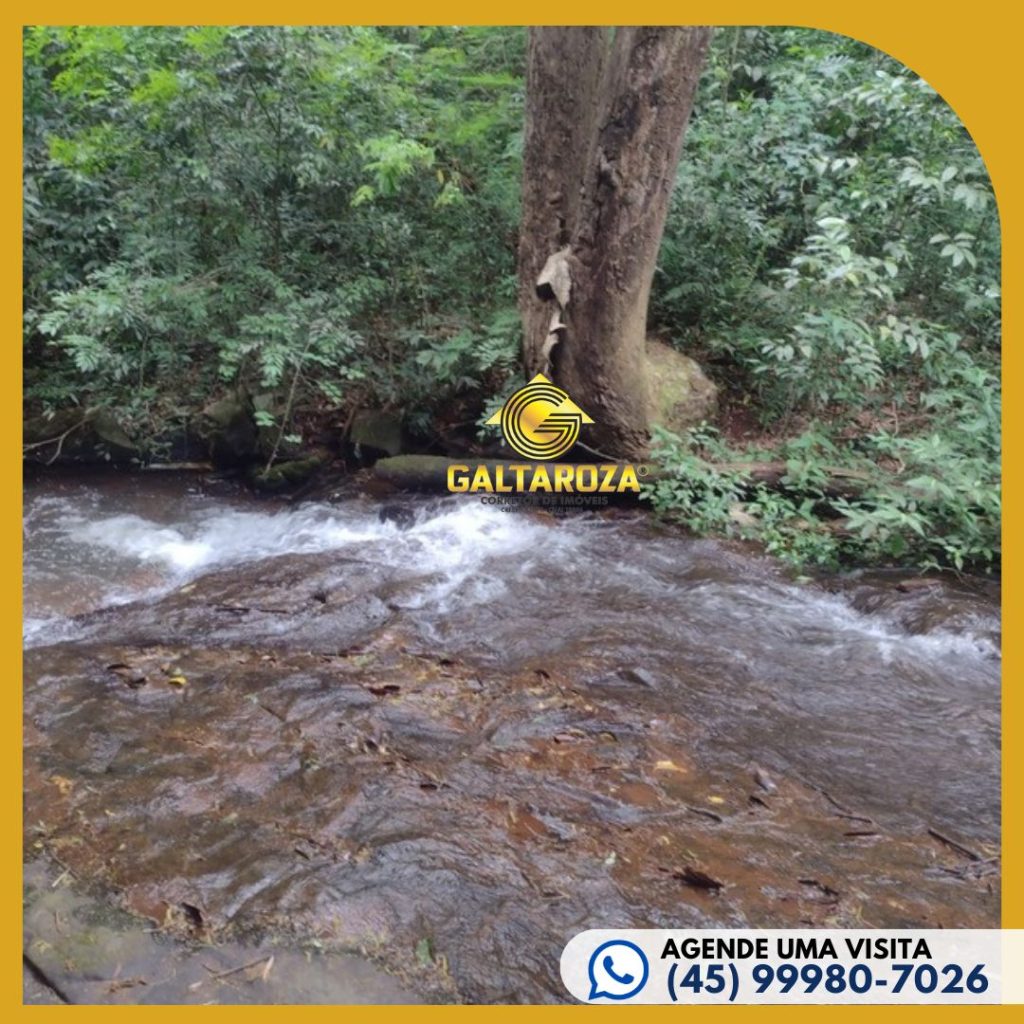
[560,930,1024,1004]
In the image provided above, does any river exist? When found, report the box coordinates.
[23,469,1001,1002]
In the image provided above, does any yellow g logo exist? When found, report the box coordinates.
[486,373,595,460]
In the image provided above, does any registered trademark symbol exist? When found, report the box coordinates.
[638,465,649,477]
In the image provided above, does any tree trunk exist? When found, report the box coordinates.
[519,26,712,459]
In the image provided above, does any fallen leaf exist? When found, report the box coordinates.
[752,765,778,793]
[49,775,74,796]
[259,955,274,982]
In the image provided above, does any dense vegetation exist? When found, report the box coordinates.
[23,26,1000,571]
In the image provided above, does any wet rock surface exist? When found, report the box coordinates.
[23,860,420,1004]
[23,473,1001,1003]
[828,569,1001,651]
[25,577,999,1002]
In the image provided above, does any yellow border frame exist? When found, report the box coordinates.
[7,3,1017,1015]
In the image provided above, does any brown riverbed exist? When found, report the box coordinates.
[23,470,1000,1003]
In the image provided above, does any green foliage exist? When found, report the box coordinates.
[644,401,999,573]
[23,25,999,571]
[412,307,520,391]
[646,27,999,572]
[24,25,524,444]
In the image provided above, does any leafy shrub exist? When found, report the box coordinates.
[646,28,999,572]
[23,25,524,446]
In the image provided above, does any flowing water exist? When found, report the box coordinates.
[23,470,1001,1002]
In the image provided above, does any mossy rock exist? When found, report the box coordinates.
[247,449,331,492]
[645,339,718,435]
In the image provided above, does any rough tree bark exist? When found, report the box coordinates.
[519,26,712,459]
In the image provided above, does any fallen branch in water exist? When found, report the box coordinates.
[927,827,983,862]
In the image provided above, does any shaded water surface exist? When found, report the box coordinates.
[23,471,1000,1002]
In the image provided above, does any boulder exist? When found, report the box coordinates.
[193,394,258,467]
[90,410,136,458]
[645,339,718,435]
[350,410,405,458]
[24,407,137,464]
